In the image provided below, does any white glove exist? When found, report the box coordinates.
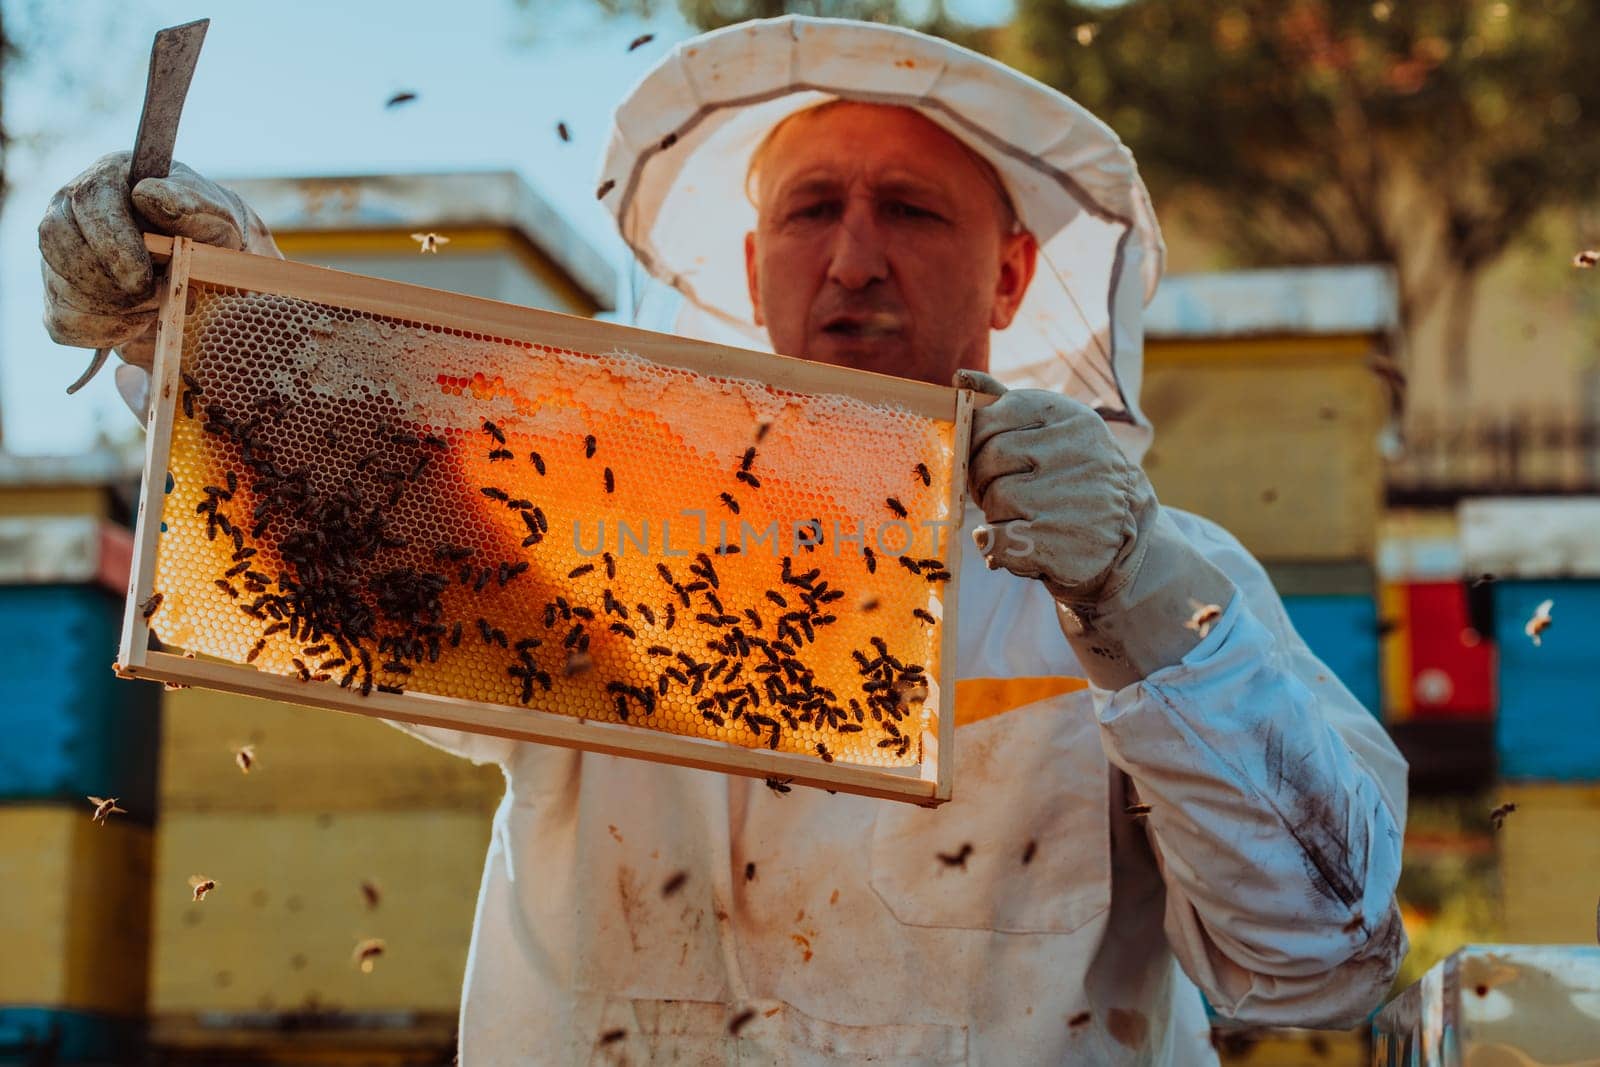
[957,369,1237,689]
[39,151,281,414]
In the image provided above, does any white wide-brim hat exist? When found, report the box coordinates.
[598,15,1165,460]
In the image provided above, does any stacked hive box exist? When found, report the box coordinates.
[1460,498,1600,945]
[143,171,617,1062]
[1142,266,1396,716]
[0,455,158,1063]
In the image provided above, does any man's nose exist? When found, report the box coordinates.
[826,197,889,291]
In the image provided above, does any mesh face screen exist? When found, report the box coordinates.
[146,282,958,768]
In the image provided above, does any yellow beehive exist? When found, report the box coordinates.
[119,237,969,804]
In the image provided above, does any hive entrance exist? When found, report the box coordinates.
[119,236,971,805]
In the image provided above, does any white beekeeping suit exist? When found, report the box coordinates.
[400,15,1410,1064]
[39,14,1408,1065]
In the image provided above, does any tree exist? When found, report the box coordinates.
[572,0,1600,409]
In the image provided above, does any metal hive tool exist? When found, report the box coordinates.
[118,236,973,805]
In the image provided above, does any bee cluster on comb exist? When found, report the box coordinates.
[138,274,962,775]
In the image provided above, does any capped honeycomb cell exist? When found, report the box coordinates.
[145,277,960,770]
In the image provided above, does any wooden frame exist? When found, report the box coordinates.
[116,235,970,806]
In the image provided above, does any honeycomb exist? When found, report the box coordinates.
[146,281,959,768]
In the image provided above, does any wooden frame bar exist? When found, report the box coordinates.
[120,235,969,806]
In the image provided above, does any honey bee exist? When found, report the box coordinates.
[410,232,450,254]
[740,446,757,473]
[627,32,655,50]
[912,608,936,625]
[600,1028,627,1046]
[1575,250,1599,268]
[914,462,931,486]
[1185,600,1223,640]
[596,179,616,200]
[936,843,973,869]
[488,448,514,462]
[815,742,833,763]
[353,937,386,973]
[483,420,505,444]
[235,745,255,774]
[728,1008,757,1036]
[361,880,381,909]
[568,563,596,579]
[480,487,509,502]
[744,862,756,882]
[637,604,656,626]
[1490,801,1517,829]
[376,683,404,695]
[764,776,792,795]
[661,871,689,897]
[603,552,617,580]
[886,497,908,519]
[862,546,877,573]
[189,875,217,901]
[556,121,571,142]
[1525,598,1554,645]
[246,638,266,663]
[719,492,740,514]
[87,796,126,824]
[602,467,616,494]
[141,593,164,619]
[584,434,597,459]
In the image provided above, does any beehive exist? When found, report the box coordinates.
[118,237,970,805]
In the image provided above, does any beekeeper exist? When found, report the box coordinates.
[40,15,1407,1064]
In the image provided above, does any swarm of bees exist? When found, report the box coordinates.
[87,796,126,825]
[1524,598,1554,645]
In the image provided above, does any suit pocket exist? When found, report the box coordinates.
[868,693,1111,934]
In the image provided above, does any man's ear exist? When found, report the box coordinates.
[990,229,1038,331]
[744,231,765,327]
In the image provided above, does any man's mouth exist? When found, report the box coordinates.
[821,313,902,339]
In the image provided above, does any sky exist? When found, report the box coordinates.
[0,0,1016,456]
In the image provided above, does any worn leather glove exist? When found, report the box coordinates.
[957,369,1236,690]
[40,151,281,389]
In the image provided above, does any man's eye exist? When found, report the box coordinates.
[885,201,941,221]
[788,201,838,221]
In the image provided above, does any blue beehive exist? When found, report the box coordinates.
[1281,593,1381,718]
[1493,579,1600,781]
[0,585,161,815]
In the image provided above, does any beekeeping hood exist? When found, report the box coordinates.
[599,14,1165,462]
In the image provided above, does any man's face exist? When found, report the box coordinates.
[744,102,1037,386]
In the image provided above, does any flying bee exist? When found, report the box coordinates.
[234,744,256,774]
[1526,598,1555,645]
[556,120,571,142]
[604,467,615,493]
[914,462,931,486]
[189,875,217,901]
[886,497,908,519]
[410,232,450,254]
[584,434,597,459]
[936,843,973,869]
[627,31,655,50]
[1185,599,1223,640]
[360,880,381,909]
[353,937,386,973]
[1490,801,1517,830]
[1575,249,1599,269]
[87,795,126,824]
